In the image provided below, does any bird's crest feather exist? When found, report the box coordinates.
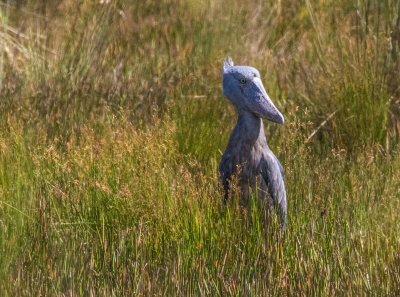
[223,57,234,73]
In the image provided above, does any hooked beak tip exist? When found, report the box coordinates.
[267,112,284,124]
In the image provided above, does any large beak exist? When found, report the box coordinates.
[253,77,284,124]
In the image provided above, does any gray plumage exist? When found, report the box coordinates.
[219,58,287,230]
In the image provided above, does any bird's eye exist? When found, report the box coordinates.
[239,78,247,84]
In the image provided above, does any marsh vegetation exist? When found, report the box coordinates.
[1,0,400,295]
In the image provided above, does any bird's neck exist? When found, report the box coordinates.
[235,109,266,144]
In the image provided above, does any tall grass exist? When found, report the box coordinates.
[1,0,400,295]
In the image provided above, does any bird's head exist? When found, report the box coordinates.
[222,57,284,124]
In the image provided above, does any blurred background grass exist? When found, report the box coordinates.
[1,0,400,295]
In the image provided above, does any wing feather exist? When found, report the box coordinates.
[219,154,233,202]
[259,152,287,230]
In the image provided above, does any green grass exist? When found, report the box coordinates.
[1,0,400,295]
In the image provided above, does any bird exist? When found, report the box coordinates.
[219,57,287,230]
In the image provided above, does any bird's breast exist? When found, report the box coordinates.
[234,140,265,178]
